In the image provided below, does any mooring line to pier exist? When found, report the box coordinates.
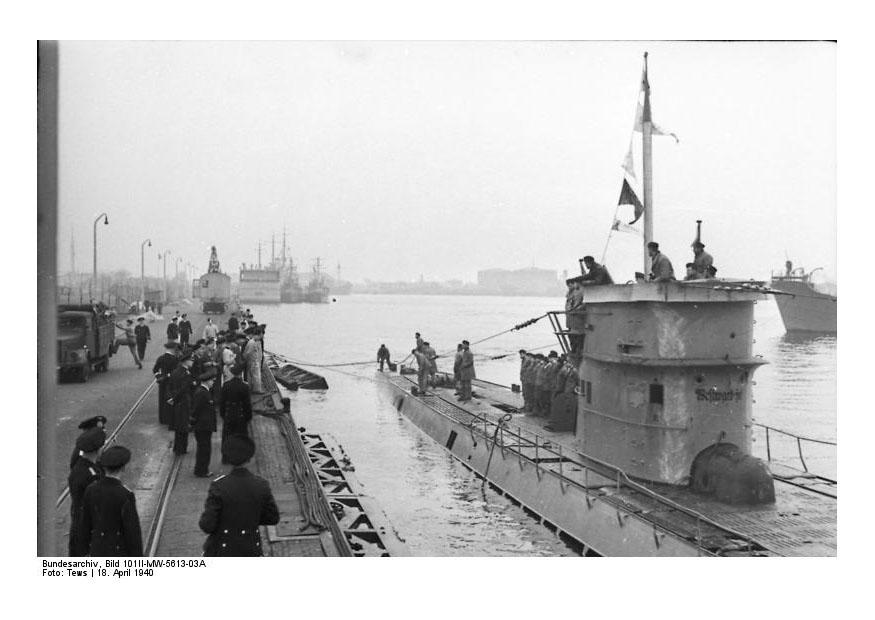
[56,379,157,509]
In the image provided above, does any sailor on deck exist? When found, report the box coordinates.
[580,256,614,286]
[134,317,151,362]
[458,340,475,402]
[648,242,675,282]
[412,348,430,395]
[691,241,714,279]
[377,344,391,371]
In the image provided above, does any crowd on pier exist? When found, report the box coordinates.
[66,308,280,558]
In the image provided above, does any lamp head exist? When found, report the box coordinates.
[103,215,108,225]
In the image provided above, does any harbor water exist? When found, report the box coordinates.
[247,293,836,556]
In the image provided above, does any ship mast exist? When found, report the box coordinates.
[257,241,262,269]
[641,51,654,274]
[271,233,276,267]
[281,225,287,268]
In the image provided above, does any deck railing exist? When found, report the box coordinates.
[753,422,836,480]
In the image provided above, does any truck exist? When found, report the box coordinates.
[57,305,115,382]
[195,246,232,314]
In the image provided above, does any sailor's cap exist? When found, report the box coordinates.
[78,415,107,430]
[222,435,255,466]
[98,445,131,469]
[76,428,106,453]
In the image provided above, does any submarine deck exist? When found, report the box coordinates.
[383,373,836,557]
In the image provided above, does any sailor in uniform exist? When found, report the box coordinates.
[69,415,107,469]
[190,367,218,478]
[68,427,105,556]
[168,352,196,454]
[458,340,475,402]
[152,341,179,426]
[220,363,252,462]
[648,241,675,282]
[691,241,714,279]
[79,446,143,557]
[198,435,280,557]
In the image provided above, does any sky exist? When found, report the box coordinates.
[56,40,835,283]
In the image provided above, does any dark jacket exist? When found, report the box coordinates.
[134,324,151,343]
[152,352,178,379]
[68,456,102,556]
[377,345,390,361]
[168,365,194,431]
[80,476,143,557]
[189,384,217,433]
[221,377,252,431]
[228,316,239,332]
[199,467,280,556]
[166,322,179,340]
[179,320,193,338]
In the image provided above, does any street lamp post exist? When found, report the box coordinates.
[175,257,183,300]
[140,238,152,307]
[160,250,171,303]
[92,212,108,301]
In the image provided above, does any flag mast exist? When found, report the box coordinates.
[641,52,654,274]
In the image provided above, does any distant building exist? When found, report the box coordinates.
[477,267,562,296]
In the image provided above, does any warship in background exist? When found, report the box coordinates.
[769,260,837,334]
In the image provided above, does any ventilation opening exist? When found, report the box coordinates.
[649,383,664,405]
[446,430,458,450]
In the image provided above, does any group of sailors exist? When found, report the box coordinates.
[399,333,476,401]
[648,240,717,282]
[518,350,578,431]
[66,308,282,557]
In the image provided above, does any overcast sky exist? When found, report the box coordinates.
[56,40,835,283]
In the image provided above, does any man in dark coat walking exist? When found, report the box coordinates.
[79,446,143,557]
[134,317,151,362]
[220,363,252,463]
[152,341,179,426]
[168,354,195,454]
[190,367,218,477]
[179,313,193,348]
[199,435,279,556]
[68,428,105,556]
[167,317,180,346]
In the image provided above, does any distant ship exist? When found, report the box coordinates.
[280,258,304,303]
[302,258,330,304]
[770,261,837,333]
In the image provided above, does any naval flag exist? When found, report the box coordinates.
[617,177,644,225]
[611,218,640,234]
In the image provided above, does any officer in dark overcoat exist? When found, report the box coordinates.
[152,341,180,426]
[79,446,143,557]
[220,363,252,462]
[168,353,196,454]
[68,427,105,556]
[199,435,279,556]
[190,367,218,478]
[69,415,107,469]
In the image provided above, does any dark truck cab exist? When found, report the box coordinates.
[57,305,114,382]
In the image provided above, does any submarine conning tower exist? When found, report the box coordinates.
[569,280,773,502]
